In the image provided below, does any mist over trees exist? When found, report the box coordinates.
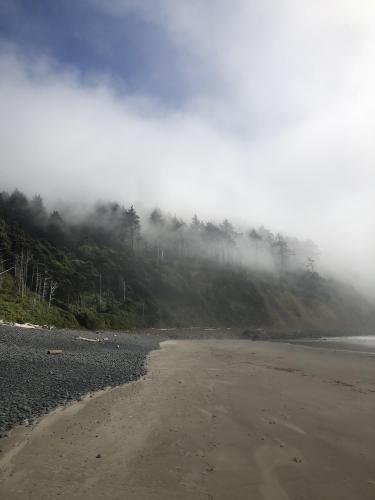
[0,188,319,274]
[1,187,350,331]
[144,209,319,274]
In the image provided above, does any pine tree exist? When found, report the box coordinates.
[125,205,140,251]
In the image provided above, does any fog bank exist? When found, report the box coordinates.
[0,1,374,295]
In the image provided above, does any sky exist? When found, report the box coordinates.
[0,0,374,291]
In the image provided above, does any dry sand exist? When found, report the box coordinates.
[0,339,375,500]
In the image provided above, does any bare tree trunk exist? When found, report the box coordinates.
[42,275,48,303]
[0,266,14,277]
[14,250,31,297]
[0,255,3,290]
[21,250,30,297]
[122,278,126,303]
[48,281,58,309]
[99,273,102,311]
[30,264,35,294]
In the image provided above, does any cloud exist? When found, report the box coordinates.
[0,1,374,292]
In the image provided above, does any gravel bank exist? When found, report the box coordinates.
[0,326,160,436]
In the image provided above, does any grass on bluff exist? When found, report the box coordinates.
[0,275,78,328]
[0,274,144,330]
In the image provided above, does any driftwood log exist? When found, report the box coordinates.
[47,349,63,355]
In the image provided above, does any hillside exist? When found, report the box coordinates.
[0,189,374,332]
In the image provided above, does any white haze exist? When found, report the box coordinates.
[0,1,374,294]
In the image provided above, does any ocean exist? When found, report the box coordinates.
[288,335,375,354]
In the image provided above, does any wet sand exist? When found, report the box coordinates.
[0,340,375,499]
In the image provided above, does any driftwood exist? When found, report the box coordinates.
[47,349,63,355]
[76,336,99,342]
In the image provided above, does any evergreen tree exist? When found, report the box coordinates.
[125,205,140,251]
[28,195,48,235]
[249,229,263,266]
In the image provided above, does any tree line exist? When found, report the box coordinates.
[0,188,319,313]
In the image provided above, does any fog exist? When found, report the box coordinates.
[0,1,374,294]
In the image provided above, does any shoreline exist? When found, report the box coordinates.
[279,336,375,355]
[1,339,375,499]
[1,325,374,437]
[3,336,375,445]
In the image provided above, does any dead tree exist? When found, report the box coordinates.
[0,256,4,290]
[0,266,14,278]
[42,275,49,303]
[122,278,126,303]
[14,250,31,297]
[48,280,58,309]
[99,273,102,311]
[34,265,41,304]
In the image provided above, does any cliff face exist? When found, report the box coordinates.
[142,263,375,331]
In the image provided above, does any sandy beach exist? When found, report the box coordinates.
[0,339,375,500]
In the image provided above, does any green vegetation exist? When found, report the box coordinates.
[0,275,78,327]
[0,188,374,331]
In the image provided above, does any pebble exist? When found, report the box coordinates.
[0,326,159,436]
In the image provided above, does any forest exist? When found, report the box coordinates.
[0,188,372,330]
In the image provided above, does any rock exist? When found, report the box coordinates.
[241,329,263,340]
[0,327,159,435]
